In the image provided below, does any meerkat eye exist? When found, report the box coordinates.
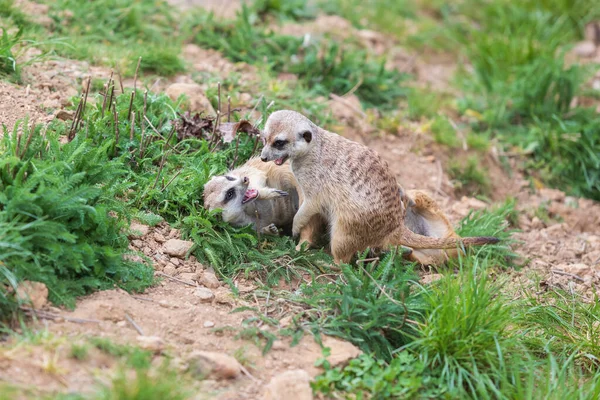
[225,188,235,202]
[273,139,287,149]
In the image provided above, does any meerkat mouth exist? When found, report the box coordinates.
[242,188,259,204]
[274,156,288,166]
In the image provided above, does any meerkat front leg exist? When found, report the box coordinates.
[292,199,320,249]
[257,187,289,200]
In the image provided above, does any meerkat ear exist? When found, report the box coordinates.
[302,131,312,143]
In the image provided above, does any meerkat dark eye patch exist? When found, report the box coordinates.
[225,176,235,181]
[273,139,288,149]
[224,188,236,202]
[302,131,312,143]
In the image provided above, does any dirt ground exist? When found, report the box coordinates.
[2,1,600,399]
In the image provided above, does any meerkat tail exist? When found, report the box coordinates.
[397,228,499,250]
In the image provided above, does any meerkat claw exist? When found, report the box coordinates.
[275,190,289,197]
[266,223,279,235]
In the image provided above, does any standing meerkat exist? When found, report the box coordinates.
[203,157,302,235]
[259,110,499,264]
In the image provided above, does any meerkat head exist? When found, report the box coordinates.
[260,110,317,165]
[203,174,258,224]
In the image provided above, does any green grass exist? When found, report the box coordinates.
[98,364,191,400]
[192,5,409,110]
[69,342,90,361]
[448,155,492,198]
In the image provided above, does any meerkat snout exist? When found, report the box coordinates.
[260,111,316,165]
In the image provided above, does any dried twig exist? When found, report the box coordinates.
[143,115,180,154]
[217,81,221,114]
[76,77,92,132]
[127,90,135,122]
[68,94,84,141]
[140,90,148,158]
[107,83,115,112]
[125,313,145,335]
[240,364,261,384]
[21,307,101,324]
[131,295,154,302]
[130,111,135,141]
[551,269,585,282]
[152,151,169,190]
[133,56,142,91]
[156,272,196,287]
[117,70,125,94]
[227,95,231,122]
[112,103,120,157]
[101,71,114,117]
[162,170,182,192]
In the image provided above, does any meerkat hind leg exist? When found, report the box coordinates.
[296,214,323,251]
[261,223,280,236]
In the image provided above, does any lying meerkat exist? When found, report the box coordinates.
[203,157,301,235]
[259,110,499,264]
[402,189,460,265]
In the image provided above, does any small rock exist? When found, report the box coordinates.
[163,239,194,258]
[279,315,293,328]
[168,229,179,238]
[322,336,362,368]
[170,258,181,266]
[136,336,164,353]
[539,188,565,202]
[272,340,287,351]
[214,290,235,306]
[204,321,215,328]
[129,222,150,238]
[131,239,144,248]
[153,232,166,243]
[116,320,127,328]
[163,263,177,276]
[194,287,215,302]
[264,369,313,400]
[165,83,216,115]
[238,93,253,105]
[187,351,241,380]
[200,272,220,289]
[55,110,73,121]
[179,273,197,284]
[15,281,48,309]
[573,41,597,58]
[421,274,443,285]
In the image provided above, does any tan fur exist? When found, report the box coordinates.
[260,110,499,264]
[403,190,461,265]
[203,157,301,235]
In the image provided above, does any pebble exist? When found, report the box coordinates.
[194,287,215,302]
[153,232,166,243]
[129,222,150,238]
[163,264,177,276]
[203,321,215,328]
[136,336,164,353]
[163,239,194,258]
[264,370,313,400]
[200,272,221,289]
[187,351,241,380]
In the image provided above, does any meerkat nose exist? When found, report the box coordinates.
[260,156,267,162]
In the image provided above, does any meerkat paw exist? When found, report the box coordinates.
[261,223,280,235]
[258,188,289,200]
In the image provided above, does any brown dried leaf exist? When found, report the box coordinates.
[174,111,214,141]
[218,120,261,143]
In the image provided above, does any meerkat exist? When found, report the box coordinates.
[203,157,301,235]
[259,110,499,264]
[401,189,461,265]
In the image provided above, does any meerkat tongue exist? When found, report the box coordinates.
[242,188,258,204]
[275,157,284,165]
